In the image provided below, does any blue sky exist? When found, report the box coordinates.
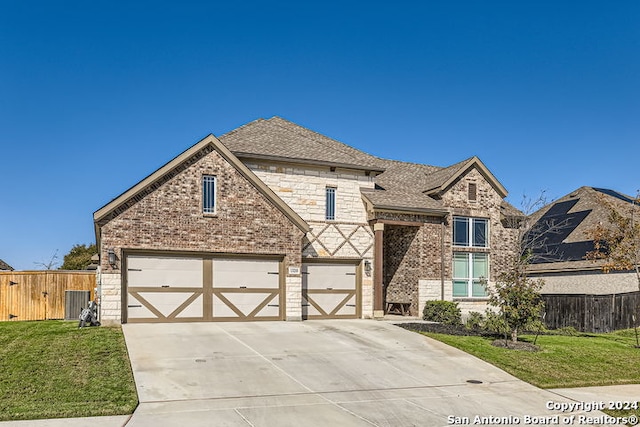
[1,1,638,270]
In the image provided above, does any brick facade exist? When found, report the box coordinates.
[97,146,304,323]
[376,167,518,316]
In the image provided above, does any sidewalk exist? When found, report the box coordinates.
[1,382,638,426]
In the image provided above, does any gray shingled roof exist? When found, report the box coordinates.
[219,117,385,171]
[220,117,510,213]
[0,259,14,271]
[527,186,637,271]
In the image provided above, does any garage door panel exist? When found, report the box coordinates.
[128,256,203,288]
[303,264,355,290]
[213,259,279,289]
[213,292,280,318]
[129,292,203,319]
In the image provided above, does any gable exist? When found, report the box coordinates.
[94,135,309,247]
[425,157,507,200]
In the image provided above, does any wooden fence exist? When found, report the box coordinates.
[0,271,95,321]
[542,291,640,333]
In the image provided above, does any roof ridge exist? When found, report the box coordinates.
[265,117,383,167]
[218,117,266,139]
[375,157,443,170]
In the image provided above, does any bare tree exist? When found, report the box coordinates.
[585,191,640,291]
[33,250,60,270]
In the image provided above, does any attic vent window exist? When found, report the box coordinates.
[468,183,477,201]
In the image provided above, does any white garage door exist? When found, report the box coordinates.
[302,262,360,319]
[125,254,282,323]
[212,258,281,321]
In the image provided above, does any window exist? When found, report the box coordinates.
[202,175,216,214]
[325,187,336,220]
[453,217,488,247]
[453,253,488,297]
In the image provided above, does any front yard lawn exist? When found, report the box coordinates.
[413,326,640,423]
[420,328,640,389]
[0,320,138,421]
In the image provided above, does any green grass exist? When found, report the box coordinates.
[0,320,138,421]
[421,329,640,424]
[423,329,640,388]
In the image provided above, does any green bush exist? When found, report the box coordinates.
[483,310,509,335]
[422,301,461,325]
[465,311,485,330]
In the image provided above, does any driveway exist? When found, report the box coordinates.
[122,320,604,426]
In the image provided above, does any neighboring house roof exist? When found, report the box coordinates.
[219,116,385,172]
[0,259,14,271]
[527,186,636,273]
[94,134,310,245]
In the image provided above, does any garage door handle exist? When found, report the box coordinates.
[161,285,170,288]
[128,305,142,308]
[346,273,356,276]
[267,272,278,275]
[239,286,247,289]
[267,304,279,307]
[346,304,356,307]
[326,287,333,290]
[128,268,142,272]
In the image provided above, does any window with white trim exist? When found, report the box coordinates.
[453,252,488,297]
[453,217,488,248]
[325,187,336,220]
[202,175,216,214]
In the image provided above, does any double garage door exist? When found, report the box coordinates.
[124,253,361,323]
[125,254,282,323]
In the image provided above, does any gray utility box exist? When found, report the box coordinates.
[65,290,90,320]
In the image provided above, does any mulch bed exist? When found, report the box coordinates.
[396,322,541,352]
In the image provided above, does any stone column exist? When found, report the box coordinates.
[373,222,385,318]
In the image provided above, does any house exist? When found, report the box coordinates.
[527,186,639,294]
[93,117,519,324]
[0,259,14,271]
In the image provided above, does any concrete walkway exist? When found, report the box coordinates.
[2,320,638,426]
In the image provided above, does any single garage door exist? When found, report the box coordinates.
[302,262,360,320]
[125,254,282,323]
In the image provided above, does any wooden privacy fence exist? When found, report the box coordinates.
[0,271,95,321]
[542,291,640,333]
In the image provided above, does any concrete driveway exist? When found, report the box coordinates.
[122,320,605,426]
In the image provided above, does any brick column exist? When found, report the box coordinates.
[373,222,385,318]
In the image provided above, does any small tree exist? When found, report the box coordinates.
[585,192,640,291]
[484,194,560,342]
[60,244,98,270]
[487,253,545,342]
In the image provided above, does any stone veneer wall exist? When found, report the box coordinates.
[97,146,304,323]
[245,161,376,317]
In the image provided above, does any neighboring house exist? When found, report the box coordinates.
[527,186,639,294]
[93,117,519,324]
[0,259,14,271]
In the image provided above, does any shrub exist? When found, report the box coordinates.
[465,311,485,330]
[422,301,461,325]
[483,310,509,336]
